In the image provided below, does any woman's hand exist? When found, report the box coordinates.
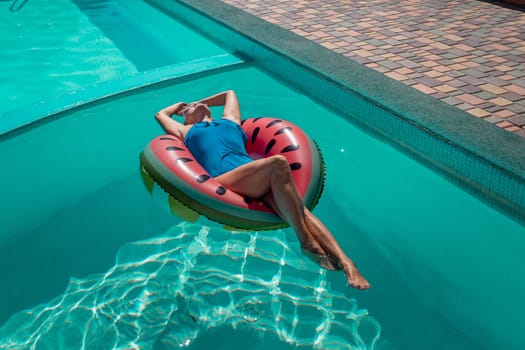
[169,102,187,117]
[155,102,190,139]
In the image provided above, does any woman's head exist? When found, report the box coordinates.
[180,102,211,125]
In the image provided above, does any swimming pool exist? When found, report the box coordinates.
[1,1,524,349]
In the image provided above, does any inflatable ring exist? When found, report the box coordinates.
[140,117,326,230]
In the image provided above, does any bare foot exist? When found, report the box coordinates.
[343,263,370,290]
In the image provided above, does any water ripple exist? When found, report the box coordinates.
[0,223,382,349]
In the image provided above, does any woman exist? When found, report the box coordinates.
[155,90,370,290]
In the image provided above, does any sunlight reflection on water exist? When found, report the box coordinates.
[0,222,381,349]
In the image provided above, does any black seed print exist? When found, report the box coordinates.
[266,119,282,128]
[166,146,185,151]
[290,163,302,170]
[244,197,253,204]
[274,127,292,136]
[281,144,300,153]
[160,137,177,141]
[252,117,263,123]
[176,158,193,164]
[196,174,210,183]
[265,139,276,154]
[252,127,260,143]
[216,186,227,195]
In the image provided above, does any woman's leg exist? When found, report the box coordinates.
[215,156,313,246]
[261,192,341,271]
[263,191,369,290]
[215,155,370,290]
[303,209,370,289]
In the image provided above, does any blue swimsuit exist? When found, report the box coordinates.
[184,119,253,177]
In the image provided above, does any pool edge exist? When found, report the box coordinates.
[151,0,525,223]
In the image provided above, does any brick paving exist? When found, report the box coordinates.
[222,0,525,137]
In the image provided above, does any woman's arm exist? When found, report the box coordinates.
[155,102,189,139]
[196,90,241,124]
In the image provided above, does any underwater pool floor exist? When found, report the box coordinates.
[224,0,525,137]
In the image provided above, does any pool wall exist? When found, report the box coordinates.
[146,0,525,224]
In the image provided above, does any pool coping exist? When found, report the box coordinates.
[150,0,525,221]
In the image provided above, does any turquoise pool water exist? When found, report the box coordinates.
[0,0,225,114]
[1,1,524,349]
